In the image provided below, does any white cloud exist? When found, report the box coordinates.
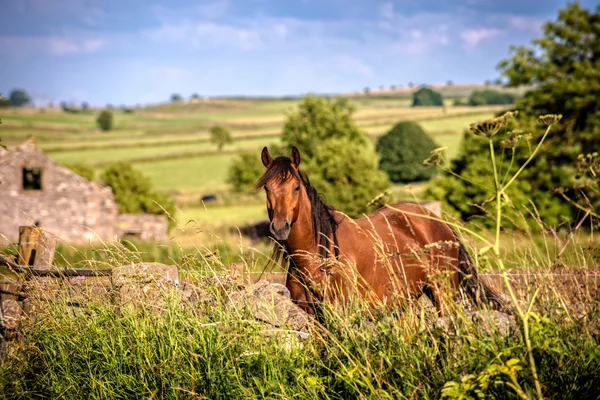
[460,28,503,48]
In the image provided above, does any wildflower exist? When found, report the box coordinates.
[538,114,562,126]
[423,147,447,166]
[469,112,517,138]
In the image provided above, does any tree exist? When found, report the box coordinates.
[376,121,439,183]
[227,152,264,192]
[281,96,367,160]
[190,93,200,99]
[428,3,600,226]
[279,96,389,217]
[412,87,443,107]
[170,93,183,102]
[468,89,517,106]
[81,102,89,112]
[209,125,232,151]
[101,162,176,228]
[9,89,31,107]
[96,110,113,131]
[0,92,10,108]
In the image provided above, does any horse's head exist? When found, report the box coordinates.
[255,146,303,241]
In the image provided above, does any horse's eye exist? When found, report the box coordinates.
[295,186,300,191]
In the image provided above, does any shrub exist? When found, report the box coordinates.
[100,162,176,228]
[96,110,113,131]
[227,152,264,193]
[468,89,517,106]
[412,87,443,106]
[376,121,439,183]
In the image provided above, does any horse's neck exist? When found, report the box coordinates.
[285,190,319,270]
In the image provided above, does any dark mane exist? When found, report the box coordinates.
[255,156,339,258]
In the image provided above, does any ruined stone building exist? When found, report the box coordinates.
[0,139,168,244]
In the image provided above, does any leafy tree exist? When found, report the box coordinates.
[279,96,389,217]
[170,93,183,102]
[468,89,516,106]
[0,92,10,108]
[81,102,89,111]
[412,87,443,107]
[227,152,264,192]
[209,125,233,152]
[427,3,600,227]
[191,93,200,99]
[9,89,31,107]
[101,162,176,228]
[96,110,113,131]
[305,139,389,217]
[65,163,95,181]
[376,122,439,183]
[281,96,367,160]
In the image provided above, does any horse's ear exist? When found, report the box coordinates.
[261,147,273,168]
[290,146,301,169]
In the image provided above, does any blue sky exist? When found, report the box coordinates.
[0,0,593,106]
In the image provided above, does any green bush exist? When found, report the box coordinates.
[376,121,439,183]
[469,90,517,106]
[227,152,264,193]
[100,162,176,228]
[96,110,113,131]
[412,87,443,107]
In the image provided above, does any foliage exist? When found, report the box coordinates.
[64,163,95,181]
[100,162,176,228]
[9,89,31,107]
[209,125,233,152]
[429,3,600,227]
[0,92,10,108]
[469,90,517,106]
[280,96,388,217]
[191,93,200,99]
[96,110,113,131]
[170,93,183,102]
[227,152,264,193]
[281,96,367,160]
[81,102,89,111]
[376,121,439,183]
[412,87,443,107]
[305,138,389,218]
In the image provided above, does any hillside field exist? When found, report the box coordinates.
[0,91,511,247]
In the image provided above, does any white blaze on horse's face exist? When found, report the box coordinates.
[260,146,302,241]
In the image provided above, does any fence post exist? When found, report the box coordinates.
[18,226,56,267]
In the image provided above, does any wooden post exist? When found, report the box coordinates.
[18,226,56,267]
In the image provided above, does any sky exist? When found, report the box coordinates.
[0,0,594,106]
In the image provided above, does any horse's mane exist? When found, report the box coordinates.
[254,156,339,261]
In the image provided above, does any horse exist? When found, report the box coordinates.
[255,146,503,314]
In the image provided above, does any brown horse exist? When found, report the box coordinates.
[255,146,503,314]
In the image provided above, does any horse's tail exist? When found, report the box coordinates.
[454,233,505,311]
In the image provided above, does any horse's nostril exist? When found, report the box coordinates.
[285,222,291,229]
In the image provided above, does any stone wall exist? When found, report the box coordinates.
[118,214,169,242]
[0,139,119,243]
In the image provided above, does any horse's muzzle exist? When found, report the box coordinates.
[270,221,291,240]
